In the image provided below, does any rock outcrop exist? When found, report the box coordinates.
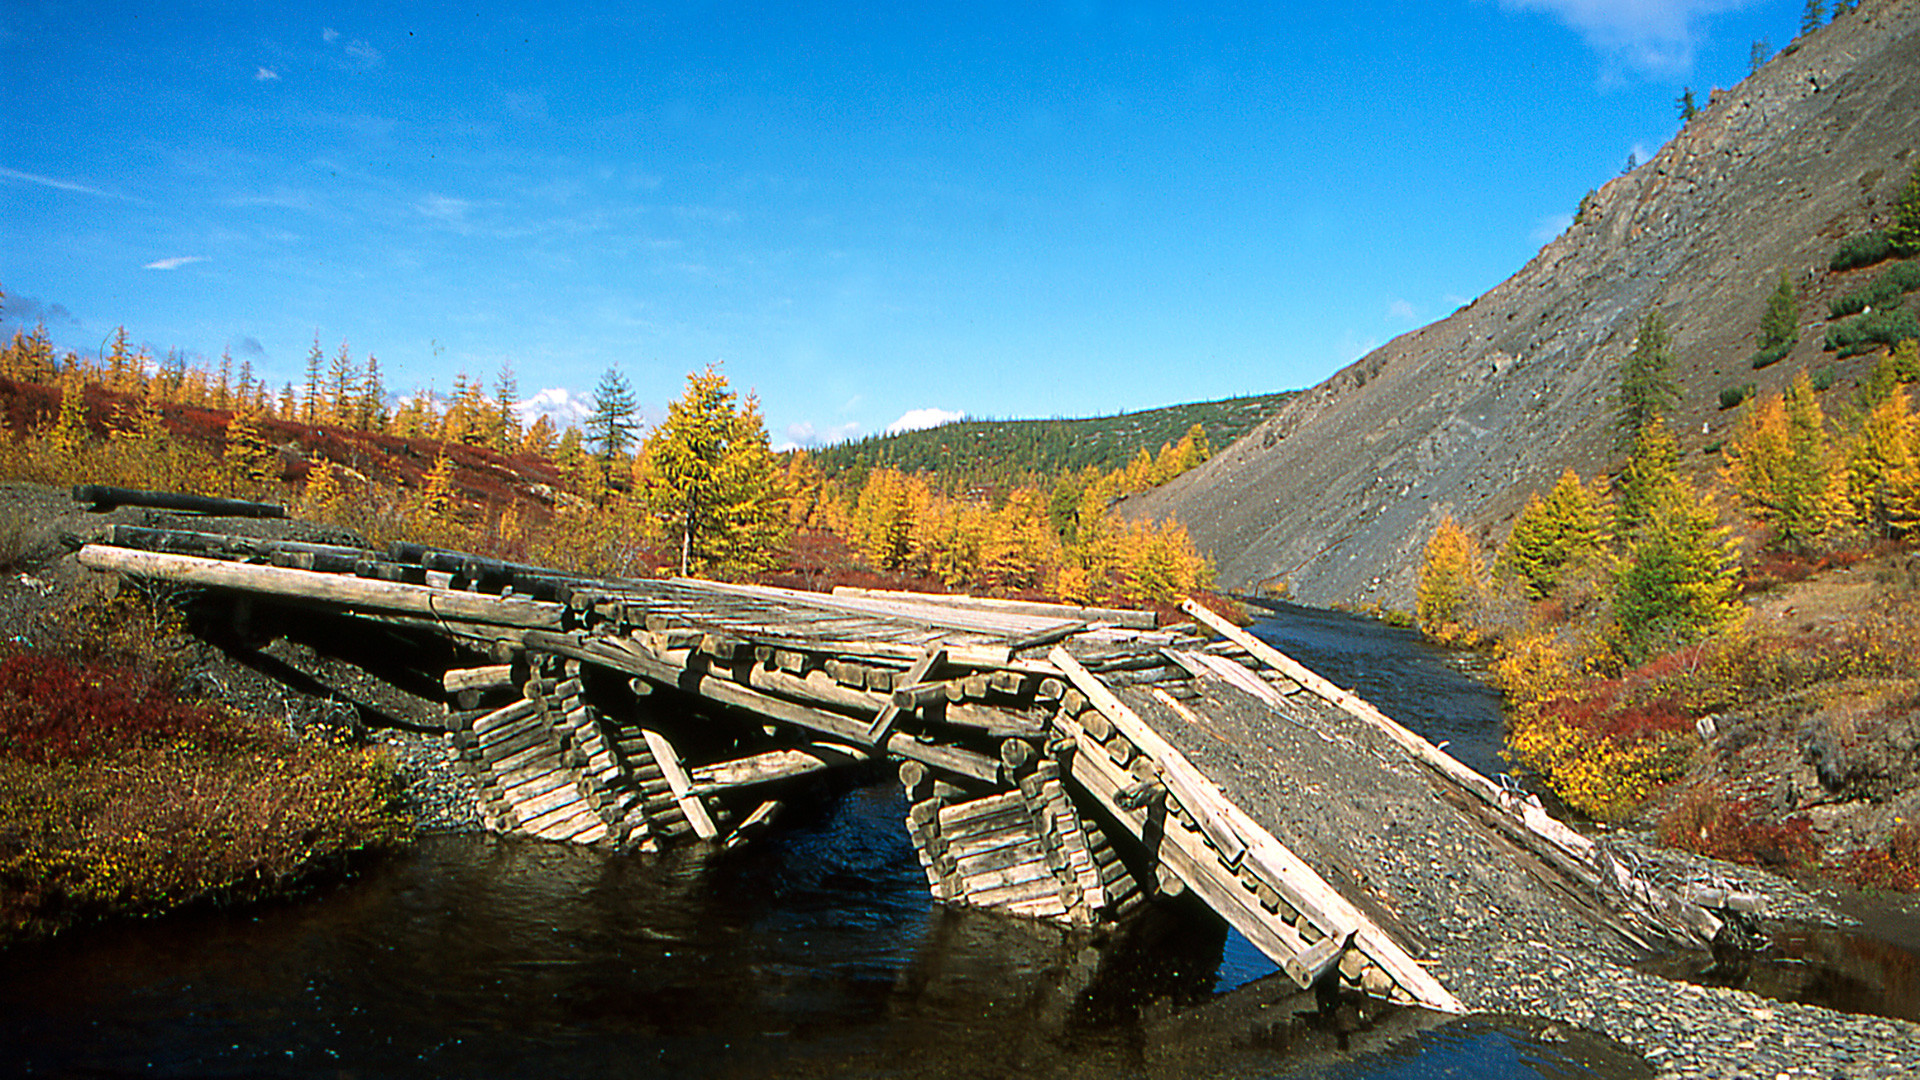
[1131,2,1920,608]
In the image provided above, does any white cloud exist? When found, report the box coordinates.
[1496,0,1751,76]
[887,407,964,435]
[322,28,339,43]
[416,194,475,230]
[255,66,280,82]
[143,255,206,270]
[515,387,592,430]
[776,419,862,452]
[344,39,382,66]
[1387,299,1416,321]
[0,165,135,201]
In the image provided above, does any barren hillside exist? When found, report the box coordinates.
[1130,1,1920,607]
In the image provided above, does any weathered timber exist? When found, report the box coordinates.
[78,546,566,629]
[640,728,719,841]
[830,587,1159,630]
[74,484,286,518]
[689,744,867,792]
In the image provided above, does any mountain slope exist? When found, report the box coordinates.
[1130,2,1920,607]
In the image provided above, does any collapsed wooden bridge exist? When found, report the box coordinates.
[72,491,1755,1017]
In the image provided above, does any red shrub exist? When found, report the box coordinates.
[0,652,226,763]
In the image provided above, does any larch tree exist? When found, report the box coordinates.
[1754,271,1799,367]
[1612,312,1681,451]
[1722,371,1841,553]
[584,366,639,474]
[302,333,325,425]
[1416,513,1485,644]
[1497,468,1609,601]
[636,364,787,579]
[1612,421,1740,661]
[1891,165,1920,256]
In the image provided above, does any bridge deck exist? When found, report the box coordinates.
[77,521,1744,1015]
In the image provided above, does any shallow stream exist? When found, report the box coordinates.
[0,602,1804,1078]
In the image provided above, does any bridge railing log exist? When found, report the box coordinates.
[1177,599,1736,952]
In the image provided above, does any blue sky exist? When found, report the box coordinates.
[2,1,1813,449]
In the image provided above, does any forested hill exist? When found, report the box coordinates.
[808,391,1295,488]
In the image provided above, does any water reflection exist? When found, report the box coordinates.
[0,781,1647,1080]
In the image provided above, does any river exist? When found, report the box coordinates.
[0,606,1670,1078]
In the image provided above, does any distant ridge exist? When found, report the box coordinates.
[808,392,1294,486]
[1129,1,1920,608]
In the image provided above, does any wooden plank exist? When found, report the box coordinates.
[830,587,1158,630]
[640,728,719,841]
[78,545,567,629]
[1048,647,1248,868]
[867,648,945,743]
[689,744,867,792]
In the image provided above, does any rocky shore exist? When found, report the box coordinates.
[366,715,1918,1078]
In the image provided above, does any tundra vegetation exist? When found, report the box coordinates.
[1416,213,1920,889]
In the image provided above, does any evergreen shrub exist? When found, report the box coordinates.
[1831,231,1893,272]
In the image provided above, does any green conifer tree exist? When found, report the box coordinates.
[1613,422,1740,660]
[1613,312,1681,450]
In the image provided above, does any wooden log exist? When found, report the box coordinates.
[689,744,866,792]
[723,800,783,849]
[526,631,1001,784]
[444,664,516,694]
[640,728,719,841]
[827,587,1157,630]
[77,546,566,629]
[75,484,286,518]
[1049,693,1462,1012]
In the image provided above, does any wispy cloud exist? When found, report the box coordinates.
[322,26,382,67]
[0,165,137,201]
[143,255,207,271]
[887,407,964,435]
[1495,0,1751,77]
[777,419,862,452]
[416,194,477,230]
[1387,299,1417,321]
[255,66,280,82]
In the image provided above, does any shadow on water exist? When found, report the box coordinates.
[0,783,1649,1080]
[1642,892,1920,1023]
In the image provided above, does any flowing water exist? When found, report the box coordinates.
[0,606,1674,1079]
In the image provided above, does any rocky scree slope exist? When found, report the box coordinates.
[1129,2,1920,608]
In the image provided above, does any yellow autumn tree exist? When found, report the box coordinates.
[1722,370,1843,553]
[634,365,788,579]
[1844,385,1920,538]
[1416,513,1485,644]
